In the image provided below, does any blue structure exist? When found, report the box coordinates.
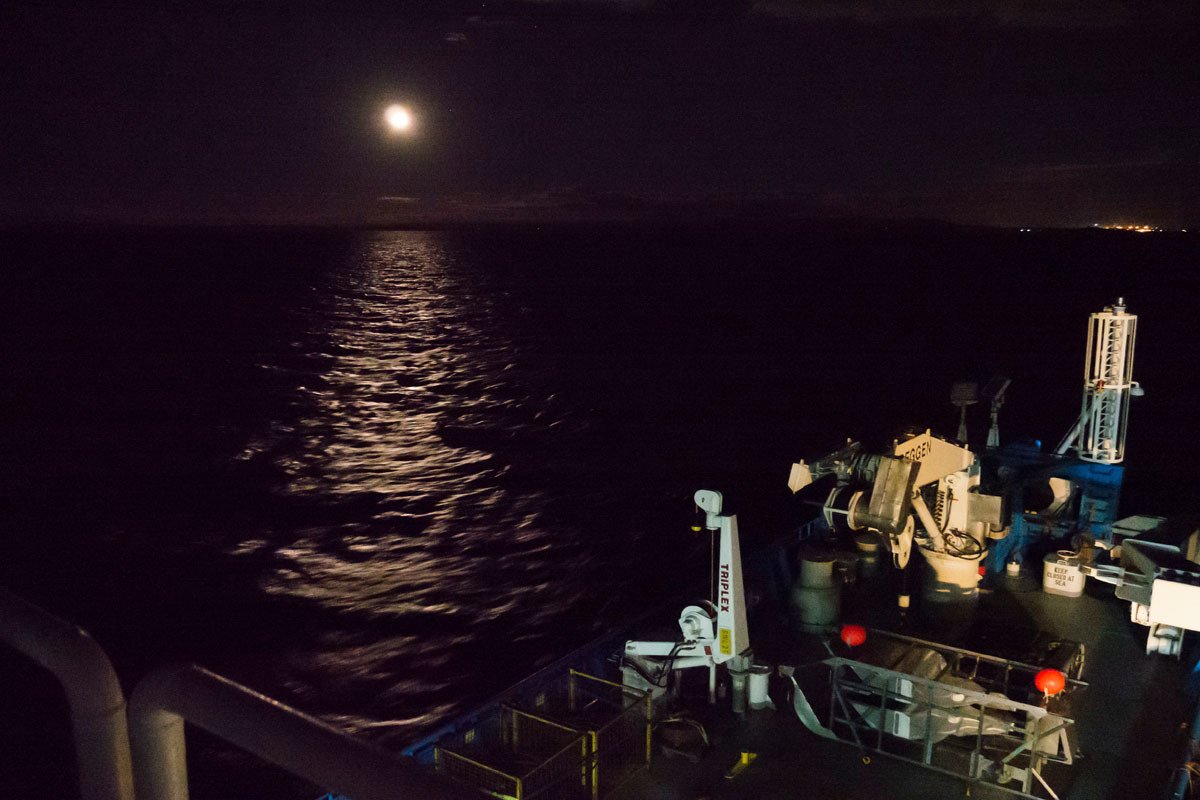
[981,440,1124,573]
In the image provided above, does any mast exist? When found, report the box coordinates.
[1077,298,1137,463]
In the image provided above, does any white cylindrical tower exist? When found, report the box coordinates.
[1078,298,1137,463]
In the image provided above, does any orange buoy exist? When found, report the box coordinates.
[840,624,867,647]
[1034,668,1066,695]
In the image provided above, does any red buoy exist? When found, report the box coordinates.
[840,624,867,647]
[1034,668,1066,695]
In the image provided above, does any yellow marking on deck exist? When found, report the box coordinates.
[724,751,757,779]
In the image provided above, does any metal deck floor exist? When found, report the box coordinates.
[608,577,1194,800]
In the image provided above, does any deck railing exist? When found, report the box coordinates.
[0,588,134,800]
[0,590,468,800]
[129,662,470,800]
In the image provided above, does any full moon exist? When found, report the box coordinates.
[385,104,413,132]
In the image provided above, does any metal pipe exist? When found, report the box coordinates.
[1055,414,1083,456]
[0,588,134,800]
[129,662,469,800]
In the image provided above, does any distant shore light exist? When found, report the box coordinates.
[385,104,413,132]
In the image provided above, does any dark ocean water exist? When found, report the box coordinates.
[1,224,1197,795]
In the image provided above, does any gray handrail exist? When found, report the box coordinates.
[0,588,134,800]
[129,662,470,800]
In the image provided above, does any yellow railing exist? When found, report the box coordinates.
[435,705,589,799]
[433,668,650,799]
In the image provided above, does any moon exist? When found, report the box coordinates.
[384,104,413,132]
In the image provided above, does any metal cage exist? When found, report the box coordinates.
[435,705,590,799]
[515,670,651,799]
[792,632,1085,800]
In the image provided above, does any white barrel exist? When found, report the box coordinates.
[1043,551,1085,597]
[748,665,773,710]
[792,552,840,629]
[854,532,883,579]
[729,667,748,714]
[799,555,835,587]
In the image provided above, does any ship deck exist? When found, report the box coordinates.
[605,574,1196,800]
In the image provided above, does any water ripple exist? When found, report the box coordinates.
[228,231,601,741]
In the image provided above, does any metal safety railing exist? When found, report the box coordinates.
[0,590,470,800]
[542,670,651,800]
[0,588,134,800]
[430,668,652,800]
[435,704,590,799]
[130,662,471,800]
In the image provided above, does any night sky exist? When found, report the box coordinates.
[2,0,1196,227]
